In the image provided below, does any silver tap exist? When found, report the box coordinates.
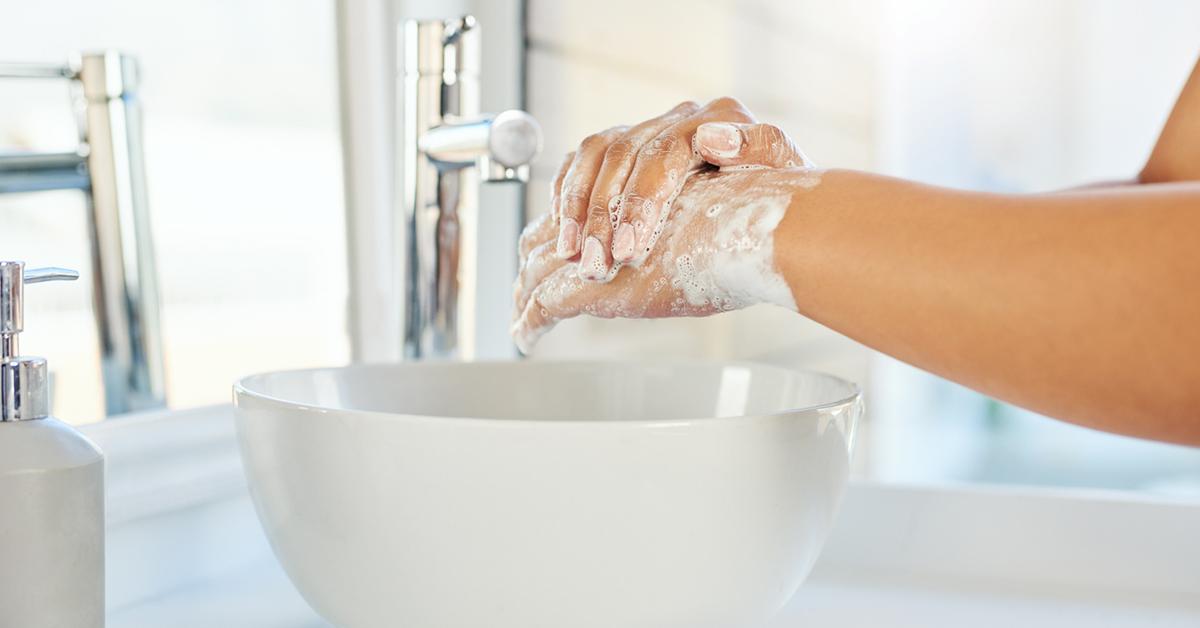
[402,16,542,359]
[1,261,79,421]
[0,51,165,416]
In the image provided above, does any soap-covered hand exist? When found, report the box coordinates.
[512,167,820,353]
[550,97,811,281]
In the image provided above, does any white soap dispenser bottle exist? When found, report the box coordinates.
[0,261,104,627]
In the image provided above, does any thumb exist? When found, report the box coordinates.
[693,122,813,169]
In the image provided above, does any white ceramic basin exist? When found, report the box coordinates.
[234,361,861,628]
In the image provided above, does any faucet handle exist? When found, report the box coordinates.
[419,111,542,183]
[479,110,542,183]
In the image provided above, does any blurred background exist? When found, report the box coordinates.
[1,0,1198,493]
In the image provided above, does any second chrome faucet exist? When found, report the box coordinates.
[402,15,542,359]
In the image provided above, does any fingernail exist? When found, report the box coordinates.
[578,236,607,281]
[633,218,655,256]
[511,321,536,355]
[612,223,636,262]
[696,123,742,158]
[556,218,580,258]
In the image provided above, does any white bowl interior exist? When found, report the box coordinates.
[238,361,858,422]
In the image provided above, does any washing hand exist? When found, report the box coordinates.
[512,99,816,352]
[511,169,820,353]
[548,97,813,280]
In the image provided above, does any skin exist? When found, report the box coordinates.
[513,167,815,352]
[517,58,1200,446]
[553,98,768,278]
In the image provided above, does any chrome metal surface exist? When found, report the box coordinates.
[0,262,23,359]
[76,51,166,414]
[0,152,89,194]
[0,356,50,421]
[23,267,80,284]
[402,16,541,359]
[336,0,402,363]
[0,63,75,80]
[1,261,78,421]
[0,51,166,415]
[419,110,541,170]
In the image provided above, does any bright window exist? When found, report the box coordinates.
[0,0,348,422]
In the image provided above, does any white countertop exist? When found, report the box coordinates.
[108,556,1200,628]
[91,407,1200,628]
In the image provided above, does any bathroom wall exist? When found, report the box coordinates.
[523,0,880,393]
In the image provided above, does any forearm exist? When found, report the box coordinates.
[777,169,1200,444]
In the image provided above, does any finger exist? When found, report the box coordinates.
[513,240,567,318]
[579,101,699,281]
[518,209,557,262]
[511,291,556,355]
[511,266,589,354]
[616,98,754,265]
[547,151,575,227]
[556,127,627,259]
[693,122,812,169]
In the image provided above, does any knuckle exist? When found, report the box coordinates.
[582,126,626,151]
[560,184,590,207]
[673,100,700,114]
[643,134,682,156]
[579,133,607,151]
[585,196,614,220]
[760,123,787,141]
[707,96,745,112]
[604,138,637,163]
[586,198,611,223]
[748,123,788,148]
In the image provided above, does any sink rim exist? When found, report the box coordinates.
[233,359,862,428]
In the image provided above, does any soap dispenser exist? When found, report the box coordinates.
[0,261,104,627]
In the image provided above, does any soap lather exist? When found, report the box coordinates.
[0,261,105,628]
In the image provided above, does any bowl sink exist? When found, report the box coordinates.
[234,361,861,628]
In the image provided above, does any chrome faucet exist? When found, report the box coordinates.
[402,16,542,359]
[0,51,165,415]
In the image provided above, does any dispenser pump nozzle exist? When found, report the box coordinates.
[0,261,78,421]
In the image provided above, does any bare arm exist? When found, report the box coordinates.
[778,172,1200,445]
[515,60,1200,446]
[1061,57,1199,190]
[1142,57,1200,183]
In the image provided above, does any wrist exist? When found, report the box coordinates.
[690,168,821,311]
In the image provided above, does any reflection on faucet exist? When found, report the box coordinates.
[403,16,542,360]
[0,51,166,415]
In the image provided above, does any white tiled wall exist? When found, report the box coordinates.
[522,0,879,393]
